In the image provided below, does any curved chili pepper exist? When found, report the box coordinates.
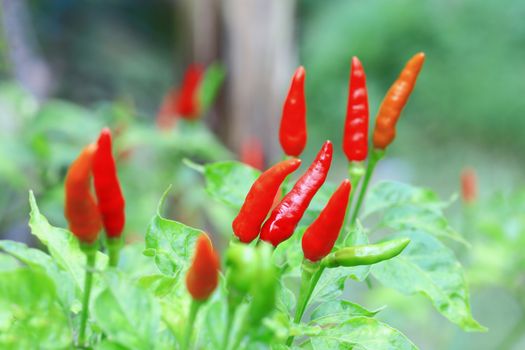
[302,179,351,262]
[373,52,425,150]
[232,158,302,243]
[64,144,102,244]
[279,66,307,157]
[343,57,369,162]
[186,234,220,300]
[92,128,125,238]
[176,64,204,119]
[461,167,477,204]
[260,141,333,247]
[322,238,410,268]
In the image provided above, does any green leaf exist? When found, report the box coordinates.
[198,63,226,112]
[0,253,20,271]
[93,274,161,350]
[308,316,418,350]
[28,191,107,290]
[144,187,202,276]
[380,204,468,245]
[371,230,486,332]
[96,340,131,350]
[203,161,260,208]
[0,268,72,349]
[0,240,76,309]
[363,181,447,217]
[309,301,382,325]
[309,268,347,306]
[138,274,179,297]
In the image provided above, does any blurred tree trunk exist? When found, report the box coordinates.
[220,0,297,162]
[175,0,297,162]
[0,0,53,99]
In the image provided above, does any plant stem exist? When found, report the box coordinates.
[349,149,384,226]
[221,299,238,350]
[339,161,365,243]
[286,261,323,346]
[182,299,202,350]
[106,237,122,268]
[78,247,97,347]
[347,161,365,208]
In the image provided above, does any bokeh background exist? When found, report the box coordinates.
[0,0,524,349]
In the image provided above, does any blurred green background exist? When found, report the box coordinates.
[0,0,524,349]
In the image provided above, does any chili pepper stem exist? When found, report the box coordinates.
[182,299,202,350]
[222,293,242,350]
[339,162,365,243]
[286,260,324,346]
[349,149,384,227]
[106,237,122,268]
[77,243,98,347]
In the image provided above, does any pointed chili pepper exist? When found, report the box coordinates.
[92,128,125,238]
[302,179,351,262]
[322,238,410,268]
[176,64,204,119]
[343,57,369,162]
[260,141,333,247]
[64,144,102,244]
[373,52,425,150]
[461,167,477,204]
[186,234,220,300]
[279,66,307,157]
[233,158,302,243]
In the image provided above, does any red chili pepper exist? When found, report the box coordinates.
[185,234,220,300]
[373,53,425,150]
[240,137,265,170]
[302,179,351,262]
[157,88,179,129]
[92,128,125,238]
[64,144,102,244]
[260,141,333,247]
[176,64,204,119]
[461,167,477,204]
[279,66,307,157]
[233,158,302,243]
[343,57,369,162]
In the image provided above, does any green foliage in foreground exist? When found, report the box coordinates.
[0,161,484,348]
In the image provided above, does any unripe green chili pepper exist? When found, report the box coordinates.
[279,66,307,157]
[373,53,425,150]
[302,179,351,262]
[322,238,410,268]
[233,158,302,243]
[247,242,277,325]
[226,243,259,295]
[260,141,333,247]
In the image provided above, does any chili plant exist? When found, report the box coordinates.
[0,54,485,349]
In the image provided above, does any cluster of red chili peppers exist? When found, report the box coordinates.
[65,53,425,348]
[228,54,425,346]
[234,52,425,261]
[65,128,126,253]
